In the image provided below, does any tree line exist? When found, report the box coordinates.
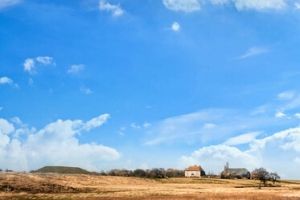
[100,168,185,178]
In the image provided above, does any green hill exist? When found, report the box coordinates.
[31,166,92,174]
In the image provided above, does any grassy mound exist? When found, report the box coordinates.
[31,166,91,174]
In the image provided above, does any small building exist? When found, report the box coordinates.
[221,162,250,179]
[185,165,205,178]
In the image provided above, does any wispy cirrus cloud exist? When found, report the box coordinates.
[0,0,22,10]
[223,131,262,145]
[143,91,300,146]
[163,0,201,12]
[163,0,287,12]
[99,0,124,17]
[80,86,93,94]
[234,0,286,10]
[68,64,85,74]
[238,47,269,59]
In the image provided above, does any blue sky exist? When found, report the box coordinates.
[1,0,300,179]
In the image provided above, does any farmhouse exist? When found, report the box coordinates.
[185,165,206,178]
[221,162,250,179]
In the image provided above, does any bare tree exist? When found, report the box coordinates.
[252,168,270,185]
[270,172,280,184]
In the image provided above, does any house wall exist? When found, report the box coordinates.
[185,171,201,178]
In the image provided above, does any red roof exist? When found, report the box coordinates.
[185,165,201,171]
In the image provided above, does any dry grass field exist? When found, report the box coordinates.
[1,172,300,200]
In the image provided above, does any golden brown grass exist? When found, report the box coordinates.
[1,172,300,199]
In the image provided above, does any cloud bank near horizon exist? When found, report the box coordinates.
[0,114,120,172]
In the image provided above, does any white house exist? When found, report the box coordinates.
[185,165,205,178]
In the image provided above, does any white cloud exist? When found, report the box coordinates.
[171,22,180,31]
[278,91,295,100]
[99,0,124,17]
[23,56,55,74]
[0,76,13,85]
[163,0,287,12]
[23,58,35,74]
[295,2,300,9]
[80,86,93,94]
[209,0,230,5]
[163,0,201,12]
[275,111,286,118]
[178,145,260,174]
[234,0,286,10]
[68,64,85,74]
[131,123,140,129]
[83,114,110,131]
[11,117,22,125]
[250,126,300,152]
[143,122,151,128]
[0,107,2,111]
[179,126,300,179]
[223,131,261,146]
[0,118,15,135]
[238,47,269,59]
[36,56,54,65]
[295,113,300,118]
[203,123,215,129]
[0,115,120,171]
[0,0,21,9]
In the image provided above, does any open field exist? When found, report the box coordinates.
[1,172,300,199]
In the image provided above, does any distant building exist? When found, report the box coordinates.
[221,162,250,179]
[185,165,205,178]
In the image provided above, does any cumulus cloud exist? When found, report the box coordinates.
[23,56,55,74]
[0,77,18,88]
[163,0,201,12]
[295,2,300,9]
[171,22,180,31]
[68,64,85,74]
[238,47,269,59]
[0,115,120,171]
[23,58,35,74]
[179,126,300,179]
[99,0,124,16]
[130,123,140,129]
[0,0,21,9]
[178,145,260,174]
[295,113,300,118]
[0,118,15,135]
[0,76,13,85]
